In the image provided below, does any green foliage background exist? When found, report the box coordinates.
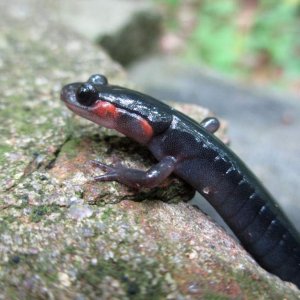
[156,0,300,82]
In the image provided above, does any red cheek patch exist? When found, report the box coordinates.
[93,101,118,119]
[139,118,153,139]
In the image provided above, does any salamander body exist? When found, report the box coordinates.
[61,74,300,288]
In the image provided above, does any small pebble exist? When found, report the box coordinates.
[58,272,71,287]
[68,204,93,220]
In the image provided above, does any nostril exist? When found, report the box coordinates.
[60,84,79,102]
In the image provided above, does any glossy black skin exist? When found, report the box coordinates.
[61,75,300,288]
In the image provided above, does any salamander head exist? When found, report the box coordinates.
[61,74,173,144]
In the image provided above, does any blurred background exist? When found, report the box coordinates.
[60,0,300,92]
[158,0,300,91]
[59,0,300,231]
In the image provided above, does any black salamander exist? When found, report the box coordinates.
[61,74,300,288]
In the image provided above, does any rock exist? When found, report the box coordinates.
[0,1,299,299]
[59,0,156,41]
[59,0,163,66]
[98,11,162,66]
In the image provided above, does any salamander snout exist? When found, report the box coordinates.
[60,82,81,105]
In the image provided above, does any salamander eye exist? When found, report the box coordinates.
[76,83,98,106]
[88,74,108,85]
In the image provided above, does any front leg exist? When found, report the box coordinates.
[92,156,177,189]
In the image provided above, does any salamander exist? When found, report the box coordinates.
[61,74,300,288]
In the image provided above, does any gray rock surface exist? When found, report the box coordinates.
[58,0,154,40]
[59,0,162,66]
[1,0,300,299]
